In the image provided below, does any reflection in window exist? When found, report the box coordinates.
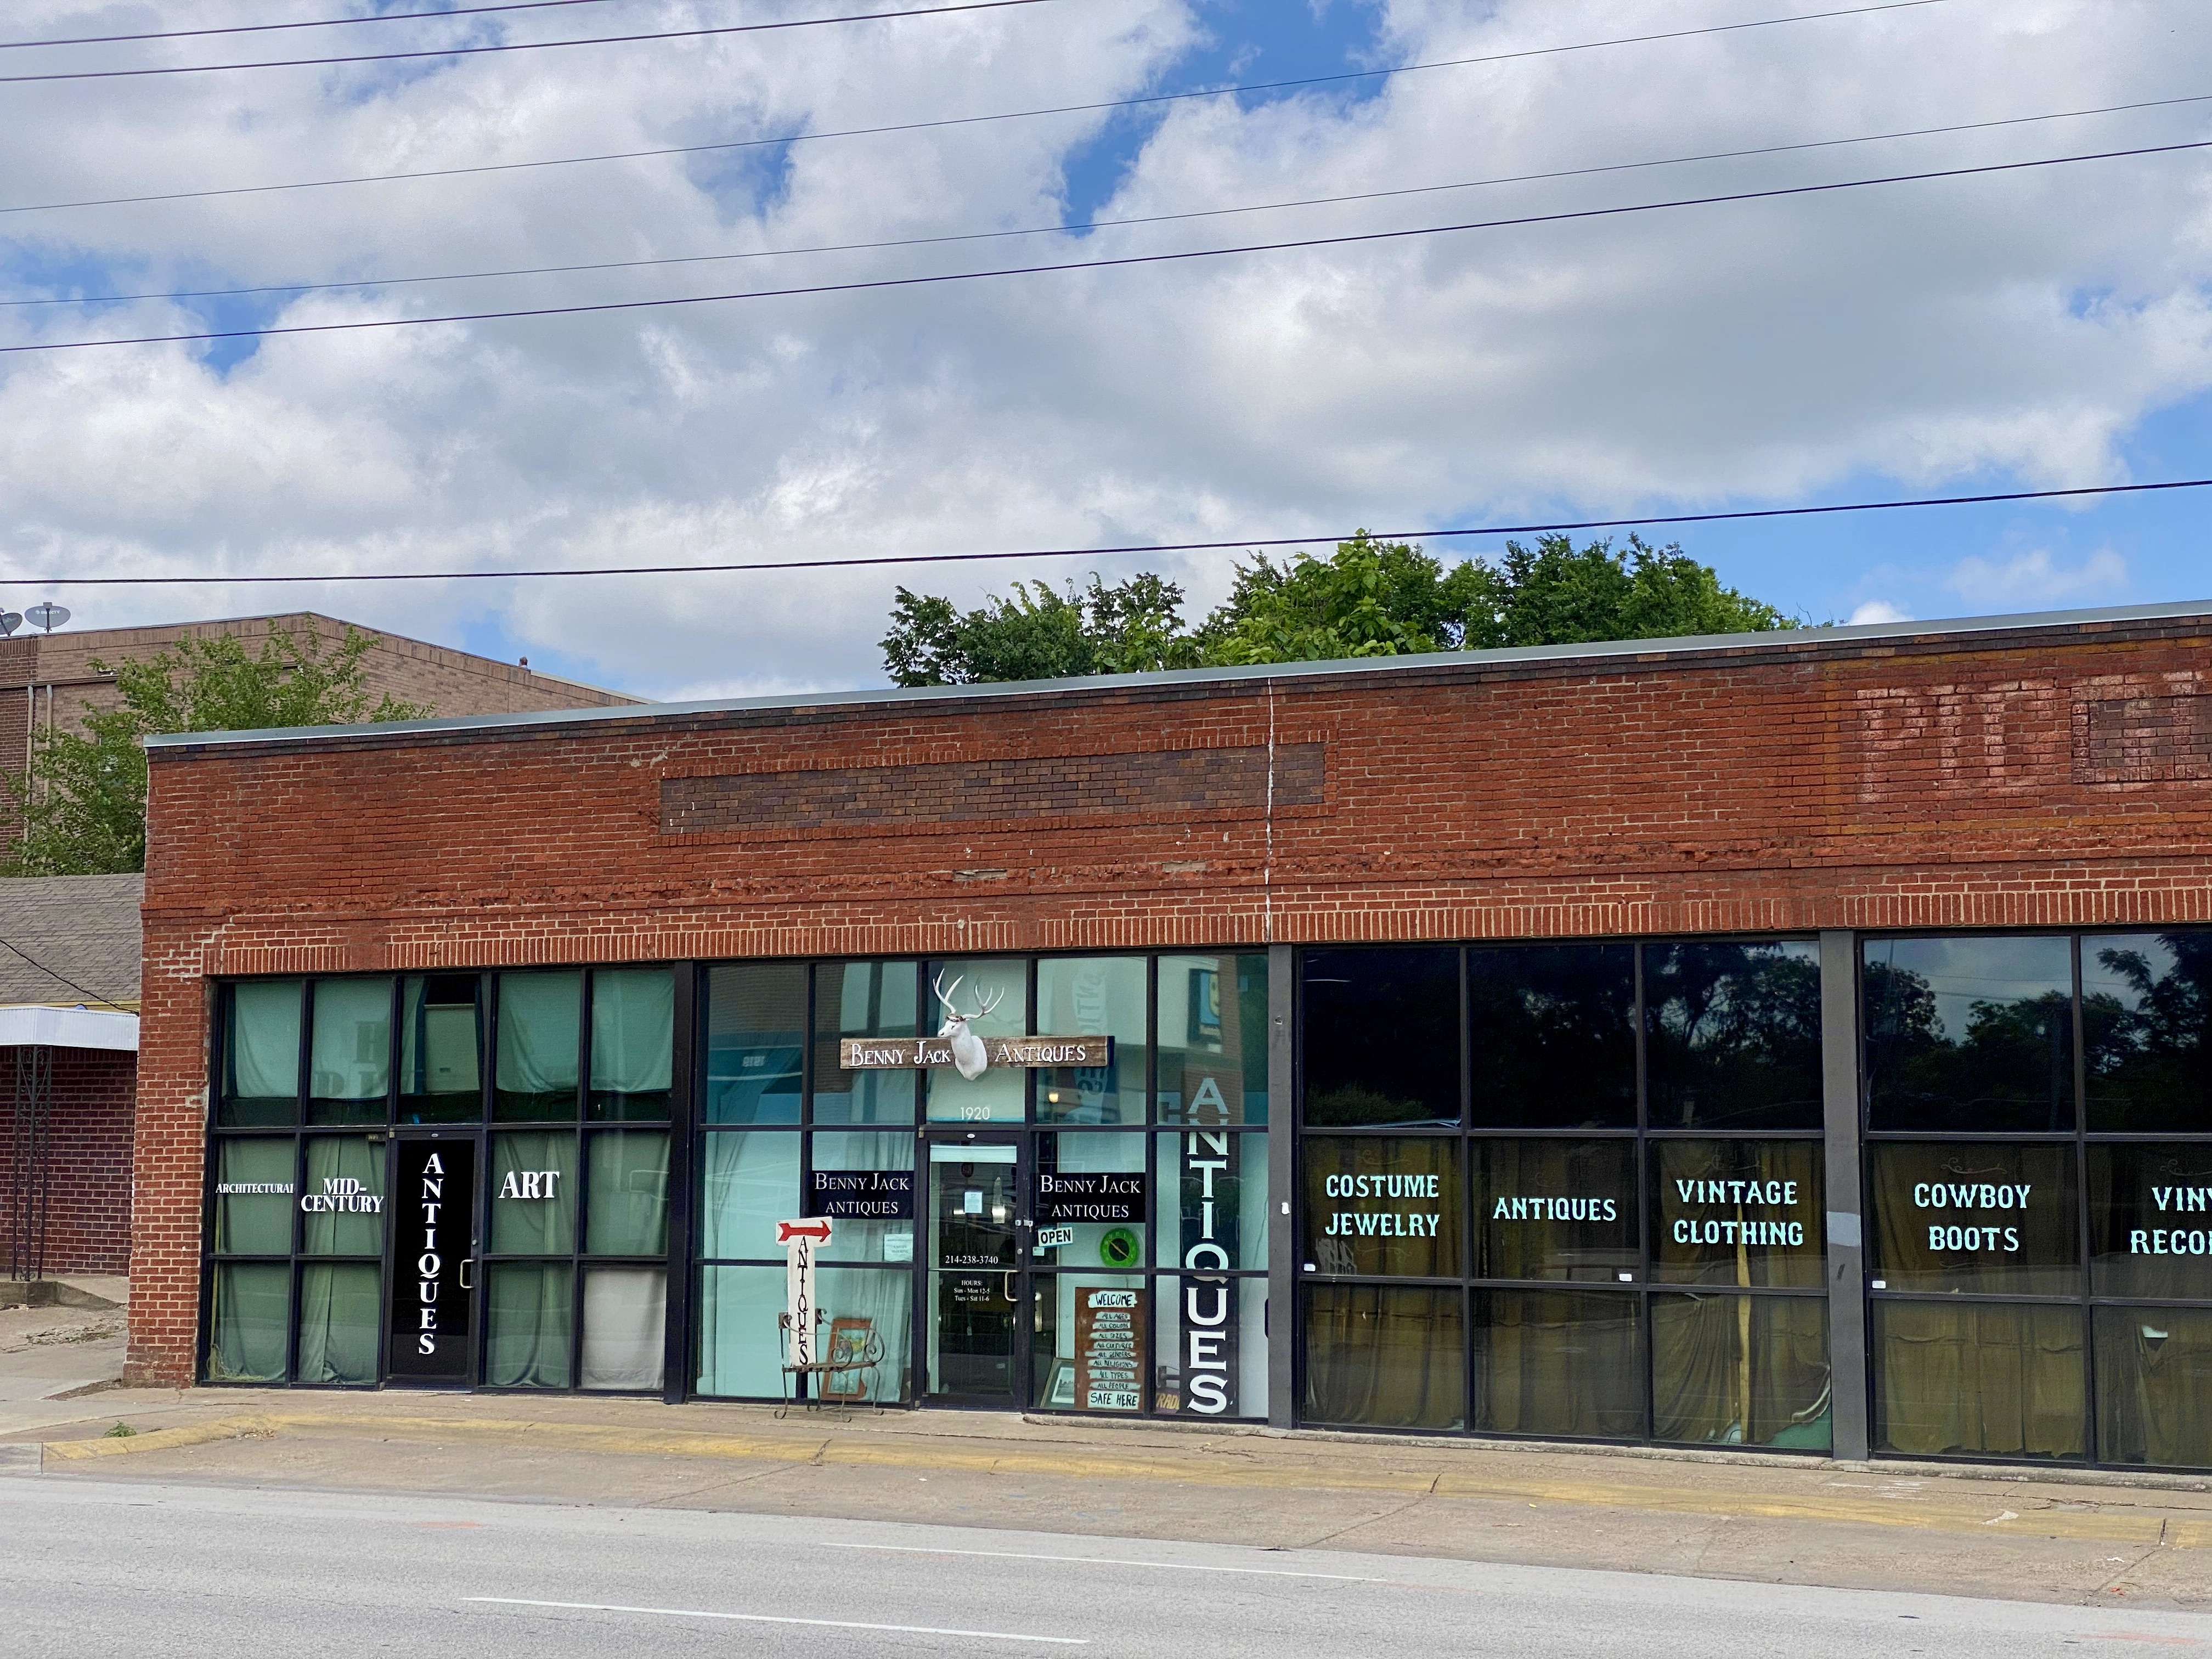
[495,972,580,1121]
[2089,1143,2212,1299]
[223,980,302,1126]
[2084,932,2212,1132]
[589,968,673,1121]
[2095,1306,2212,1469]
[1866,1142,2078,1296]
[811,961,919,1126]
[1302,948,1459,1127]
[400,974,482,1123]
[1035,957,1146,1124]
[1471,1289,1644,1439]
[1644,941,1821,1129]
[1304,1284,1464,1430]
[1158,954,1269,1125]
[708,963,807,1125]
[1863,936,2074,1131]
[1650,1139,1823,1289]
[1874,1301,2084,1460]
[308,978,392,1124]
[1467,944,1636,1129]
[1302,1137,1460,1278]
[1155,1130,1268,1273]
[1651,1294,1830,1449]
[1470,1139,1634,1283]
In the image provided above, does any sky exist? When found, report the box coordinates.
[2,0,2210,699]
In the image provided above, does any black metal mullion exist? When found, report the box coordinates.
[662,962,700,1404]
[2072,934,2098,1464]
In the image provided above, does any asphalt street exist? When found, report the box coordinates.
[3,1474,2208,1658]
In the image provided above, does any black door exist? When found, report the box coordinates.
[386,1136,478,1384]
[924,1132,1029,1403]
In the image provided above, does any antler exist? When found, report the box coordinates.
[972,984,1007,1020]
[930,971,964,1011]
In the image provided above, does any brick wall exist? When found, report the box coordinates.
[0,1046,135,1277]
[126,611,2212,1384]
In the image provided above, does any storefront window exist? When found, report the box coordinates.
[1467,944,1636,1130]
[2087,1143,2212,1297]
[1035,1132,1148,1271]
[1471,1138,1635,1282]
[494,971,581,1121]
[400,974,483,1123]
[1863,935,2074,1132]
[301,1138,383,1256]
[214,1139,295,1255]
[1158,954,1268,1125]
[1302,948,1459,1127]
[1873,1300,2085,1460]
[1035,957,1146,1125]
[815,1266,913,1404]
[1304,1284,1464,1430]
[586,1130,670,1256]
[489,1131,579,1255]
[207,1262,290,1383]
[707,963,806,1125]
[581,1268,665,1390]
[486,1262,575,1389]
[698,1132,798,1261]
[1033,1276,1147,1411]
[1302,1137,1460,1278]
[1651,1293,1830,1449]
[811,961,918,1126]
[2084,932,2212,1132]
[589,968,673,1121]
[296,1262,380,1386]
[1650,1139,1823,1289]
[1471,1289,1644,1440]
[1644,941,1822,1129]
[924,957,1027,1123]
[810,1130,916,1264]
[1866,1142,2078,1295]
[222,980,302,1126]
[1154,1276,1267,1418]
[1155,1129,1267,1272]
[697,1265,786,1396]
[2095,1306,2212,1469]
[308,977,392,1125]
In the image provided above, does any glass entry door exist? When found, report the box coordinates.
[926,1135,1028,1402]
[386,1134,479,1384]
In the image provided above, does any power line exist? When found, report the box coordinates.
[0,0,636,52]
[6,137,2204,356]
[0,933,134,1016]
[0,0,1967,218]
[0,0,1065,84]
[10,89,2207,312]
[5,478,2208,588]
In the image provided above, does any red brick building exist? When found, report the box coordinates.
[128,601,2212,1471]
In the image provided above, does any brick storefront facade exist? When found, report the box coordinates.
[128,605,2212,1404]
[0,1046,136,1276]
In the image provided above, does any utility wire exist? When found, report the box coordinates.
[0,0,636,51]
[5,137,2204,356]
[0,934,134,1016]
[0,0,1065,84]
[3,479,2208,588]
[0,0,1962,216]
[11,89,2209,312]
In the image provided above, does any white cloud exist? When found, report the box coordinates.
[1943,547,2130,610]
[1848,600,1911,625]
[2,0,2210,694]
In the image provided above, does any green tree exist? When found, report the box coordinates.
[882,572,1201,687]
[1197,532,1496,665]
[1477,532,1793,647]
[4,625,431,876]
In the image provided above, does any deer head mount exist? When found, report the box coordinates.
[931,971,1005,1081]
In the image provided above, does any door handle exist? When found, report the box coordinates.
[458,1259,474,1290]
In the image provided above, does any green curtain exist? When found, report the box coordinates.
[1650,1139,1824,1289]
[1472,1289,1645,1438]
[1651,1293,1831,1448]
[208,1262,290,1383]
[1302,1137,1460,1277]
[1869,1143,2078,1296]
[1470,1139,1636,1282]
[1302,1284,1464,1430]
[495,972,581,1118]
[697,1265,786,1396]
[295,1263,380,1385]
[308,977,392,1114]
[586,1131,669,1255]
[2096,1306,2212,1468]
[580,1268,666,1390]
[590,968,673,1117]
[1875,1301,2085,1458]
[301,1138,384,1255]
[698,1132,799,1260]
[489,1131,578,1254]
[215,1140,295,1255]
[224,981,302,1122]
[486,1262,574,1388]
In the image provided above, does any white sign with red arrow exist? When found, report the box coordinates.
[777,1218,832,1366]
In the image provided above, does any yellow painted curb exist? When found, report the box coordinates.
[43,1417,271,1461]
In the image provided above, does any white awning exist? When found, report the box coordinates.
[0,1005,138,1052]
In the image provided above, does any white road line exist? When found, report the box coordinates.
[465,1596,1086,1644]
[817,1542,1375,1581]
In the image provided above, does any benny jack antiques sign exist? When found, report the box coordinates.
[839,973,1112,1080]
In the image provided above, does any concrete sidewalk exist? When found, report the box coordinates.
[7,1386,2211,1615]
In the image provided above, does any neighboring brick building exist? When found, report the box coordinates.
[127,601,2212,1474]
